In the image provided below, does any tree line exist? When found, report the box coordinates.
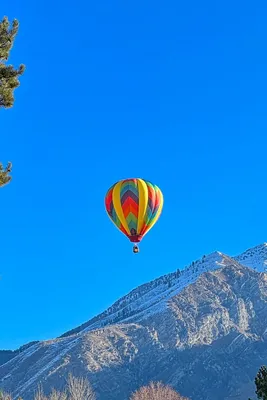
[0,374,188,400]
[1,365,267,400]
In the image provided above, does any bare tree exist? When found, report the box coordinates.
[0,391,12,400]
[67,374,96,400]
[130,381,189,400]
[34,384,48,400]
[48,389,67,400]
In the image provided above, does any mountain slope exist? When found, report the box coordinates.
[0,351,16,366]
[61,251,234,338]
[0,342,39,367]
[61,244,267,338]
[235,242,267,271]
[1,244,267,400]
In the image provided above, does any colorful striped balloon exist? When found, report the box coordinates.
[105,178,163,246]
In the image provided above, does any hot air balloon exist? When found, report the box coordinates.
[104,178,163,253]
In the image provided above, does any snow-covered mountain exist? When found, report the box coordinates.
[61,244,267,337]
[61,251,232,337]
[1,243,267,400]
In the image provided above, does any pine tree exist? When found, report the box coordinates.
[0,16,24,187]
[255,366,267,400]
[0,16,25,108]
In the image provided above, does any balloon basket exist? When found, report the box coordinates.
[133,245,139,254]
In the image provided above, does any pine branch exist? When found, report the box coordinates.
[0,16,25,108]
[0,16,19,61]
[0,162,12,187]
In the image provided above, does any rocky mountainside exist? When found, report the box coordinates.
[1,244,267,400]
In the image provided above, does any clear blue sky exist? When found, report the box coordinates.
[1,0,267,349]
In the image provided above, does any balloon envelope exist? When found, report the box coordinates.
[105,178,163,243]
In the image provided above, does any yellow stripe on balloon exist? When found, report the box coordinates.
[137,178,148,234]
[112,181,131,235]
[143,186,164,237]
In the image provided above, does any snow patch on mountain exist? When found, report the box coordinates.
[234,243,267,272]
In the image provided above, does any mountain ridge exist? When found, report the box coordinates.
[60,243,267,338]
[2,243,267,350]
[1,243,267,400]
